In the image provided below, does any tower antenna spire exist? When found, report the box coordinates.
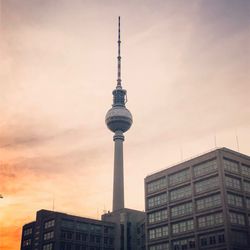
[117,16,122,88]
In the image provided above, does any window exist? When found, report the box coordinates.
[44,231,54,240]
[149,243,169,250]
[149,225,168,240]
[231,230,248,246]
[199,232,225,248]
[196,193,221,211]
[227,193,243,207]
[148,209,167,224]
[23,239,31,246]
[243,180,250,193]
[61,219,74,229]
[198,212,223,228]
[171,202,193,218]
[193,159,217,177]
[61,231,73,240]
[172,220,194,235]
[76,222,88,231]
[148,193,167,209]
[147,177,167,194]
[195,176,219,193]
[246,197,250,209]
[242,164,250,177]
[44,220,55,229]
[170,185,191,202]
[169,169,190,186]
[229,212,245,225]
[172,237,195,249]
[43,243,53,250]
[223,159,239,174]
[225,176,241,190]
[90,224,102,233]
[23,228,32,236]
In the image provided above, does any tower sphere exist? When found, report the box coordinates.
[105,106,133,133]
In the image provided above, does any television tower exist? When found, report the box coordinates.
[105,17,133,212]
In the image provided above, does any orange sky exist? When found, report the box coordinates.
[0,0,250,249]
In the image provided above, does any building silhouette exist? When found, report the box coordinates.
[20,17,145,250]
[145,147,250,250]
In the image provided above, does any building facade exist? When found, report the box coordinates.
[21,210,116,250]
[145,148,250,250]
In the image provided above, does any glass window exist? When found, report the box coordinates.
[195,176,219,193]
[172,219,194,235]
[149,225,168,240]
[147,177,167,194]
[23,239,31,247]
[148,209,168,224]
[196,193,221,211]
[76,222,88,231]
[225,176,241,190]
[170,185,191,202]
[148,193,167,209]
[242,164,250,177]
[193,159,217,177]
[23,228,32,236]
[61,219,74,229]
[43,243,53,250]
[44,231,54,240]
[229,212,245,225]
[227,193,243,207]
[243,181,250,193]
[223,159,239,174]
[171,202,193,218]
[198,212,223,228]
[231,230,248,246]
[246,197,250,209]
[44,219,55,229]
[169,169,190,186]
[172,237,195,249]
[149,243,170,250]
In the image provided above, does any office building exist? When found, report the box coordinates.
[145,147,250,250]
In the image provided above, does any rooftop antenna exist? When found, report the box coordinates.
[117,16,122,89]
[235,128,240,152]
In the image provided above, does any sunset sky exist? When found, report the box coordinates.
[0,0,249,249]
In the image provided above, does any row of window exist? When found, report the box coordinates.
[61,231,114,245]
[147,159,250,195]
[226,176,250,193]
[149,226,168,240]
[147,159,218,194]
[172,219,194,235]
[198,212,223,228]
[199,231,225,247]
[224,159,250,178]
[229,212,246,225]
[148,192,221,213]
[149,233,227,250]
[148,209,167,224]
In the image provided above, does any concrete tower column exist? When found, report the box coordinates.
[113,130,125,211]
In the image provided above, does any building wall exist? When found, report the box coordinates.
[145,148,250,250]
[21,210,116,250]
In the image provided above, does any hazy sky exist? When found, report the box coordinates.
[0,0,249,249]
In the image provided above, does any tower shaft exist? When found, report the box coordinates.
[113,130,125,211]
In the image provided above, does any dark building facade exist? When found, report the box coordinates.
[21,209,145,250]
[145,148,250,250]
[21,210,116,250]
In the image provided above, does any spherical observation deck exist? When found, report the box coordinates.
[105,106,133,133]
